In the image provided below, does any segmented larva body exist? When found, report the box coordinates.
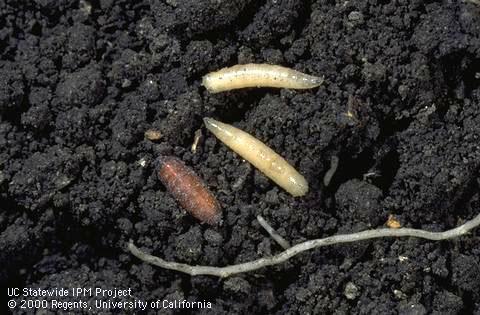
[202,64,323,93]
[156,156,221,225]
[203,118,309,197]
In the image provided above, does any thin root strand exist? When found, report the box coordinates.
[257,215,291,249]
[128,213,480,278]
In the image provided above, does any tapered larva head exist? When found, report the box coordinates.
[203,117,222,135]
[203,117,234,144]
[203,117,214,126]
[203,116,222,126]
[307,75,324,87]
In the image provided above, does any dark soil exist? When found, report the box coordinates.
[1,0,480,314]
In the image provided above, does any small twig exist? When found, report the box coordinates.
[257,215,291,249]
[128,213,480,278]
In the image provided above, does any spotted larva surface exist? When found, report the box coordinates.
[156,156,221,225]
[202,64,324,93]
[203,118,309,197]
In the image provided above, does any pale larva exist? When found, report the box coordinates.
[202,64,323,93]
[203,117,309,197]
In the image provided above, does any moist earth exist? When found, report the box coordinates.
[1,0,480,314]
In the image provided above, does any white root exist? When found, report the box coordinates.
[323,155,339,187]
[128,212,480,278]
[257,215,291,249]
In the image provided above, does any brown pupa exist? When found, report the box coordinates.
[156,156,221,225]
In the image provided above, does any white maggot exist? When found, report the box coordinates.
[202,64,323,93]
[203,117,309,197]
